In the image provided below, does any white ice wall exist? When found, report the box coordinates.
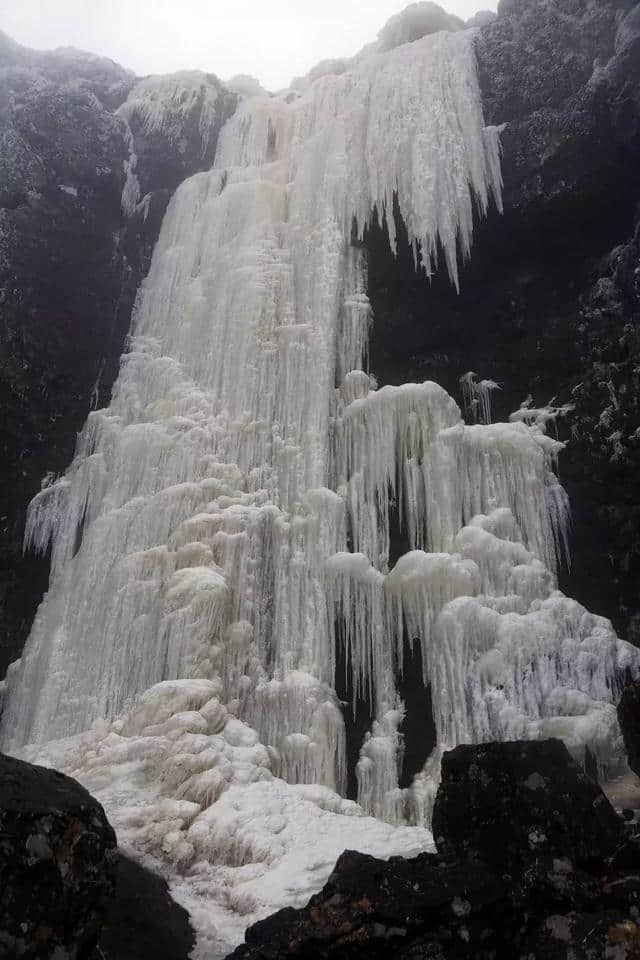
[2,25,635,845]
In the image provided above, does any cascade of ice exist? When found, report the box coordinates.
[2,22,637,875]
[459,370,500,423]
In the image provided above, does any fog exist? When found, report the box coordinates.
[1,0,497,90]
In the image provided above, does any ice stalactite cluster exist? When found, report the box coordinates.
[2,26,504,755]
[510,395,576,435]
[459,370,500,423]
[2,20,639,956]
[119,122,143,218]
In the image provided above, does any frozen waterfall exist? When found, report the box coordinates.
[1,21,638,958]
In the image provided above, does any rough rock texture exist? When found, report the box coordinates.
[618,680,640,777]
[368,0,640,655]
[432,740,623,871]
[0,34,236,679]
[91,855,195,960]
[229,741,640,960]
[0,752,117,959]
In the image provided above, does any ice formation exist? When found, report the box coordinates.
[460,370,500,423]
[2,17,638,958]
[510,395,576,436]
[19,680,432,958]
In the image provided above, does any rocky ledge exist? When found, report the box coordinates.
[229,740,640,960]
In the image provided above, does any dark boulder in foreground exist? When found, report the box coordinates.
[0,752,116,959]
[229,740,640,959]
[432,739,623,872]
[619,680,640,779]
[92,854,195,960]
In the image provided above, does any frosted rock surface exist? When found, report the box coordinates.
[378,2,464,51]
[227,75,267,97]
[117,71,223,151]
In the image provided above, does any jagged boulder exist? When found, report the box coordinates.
[432,740,624,872]
[0,752,117,959]
[618,680,640,777]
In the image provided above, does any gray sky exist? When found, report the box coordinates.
[1,0,497,90]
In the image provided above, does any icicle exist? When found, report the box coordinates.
[357,704,406,822]
[246,672,346,793]
[120,120,141,217]
[326,552,390,709]
[459,371,500,424]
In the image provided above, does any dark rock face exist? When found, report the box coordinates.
[91,854,195,960]
[367,0,640,646]
[0,752,117,959]
[618,680,640,777]
[0,35,236,680]
[0,38,134,679]
[432,740,623,871]
[229,741,640,960]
